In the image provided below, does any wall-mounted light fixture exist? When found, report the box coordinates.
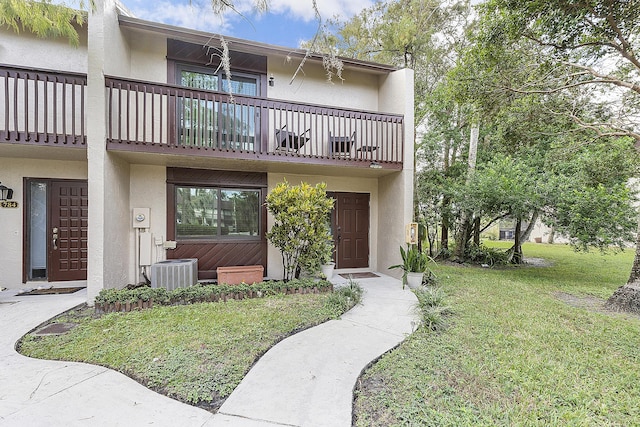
[369,162,382,169]
[0,182,13,201]
[268,74,275,87]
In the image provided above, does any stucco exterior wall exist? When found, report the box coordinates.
[377,68,415,279]
[128,32,167,83]
[129,165,168,283]
[86,0,134,302]
[0,158,87,289]
[266,173,378,280]
[267,57,379,111]
[0,25,88,73]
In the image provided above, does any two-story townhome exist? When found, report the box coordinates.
[0,0,414,302]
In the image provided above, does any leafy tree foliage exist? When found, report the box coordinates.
[0,0,86,45]
[265,181,334,281]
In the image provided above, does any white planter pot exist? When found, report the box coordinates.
[405,272,424,289]
[321,263,335,279]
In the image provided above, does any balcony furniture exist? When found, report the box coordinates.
[330,131,356,158]
[356,145,379,159]
[275,125,310,153]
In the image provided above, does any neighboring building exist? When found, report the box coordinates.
[0,0,414,302]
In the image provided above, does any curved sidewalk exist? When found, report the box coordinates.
[213,274,419,427]
[0,289,215,427]
[0,274,418,426]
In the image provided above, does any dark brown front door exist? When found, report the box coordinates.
[333,192,370,269]
[49,180,88,281]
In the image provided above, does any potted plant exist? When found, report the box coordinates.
[389,245,431,289]
[318,234,336,279]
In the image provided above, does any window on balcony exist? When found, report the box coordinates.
[176,186,261,239]
[177,65,259,151]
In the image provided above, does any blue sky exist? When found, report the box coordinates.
[119,0,374,49]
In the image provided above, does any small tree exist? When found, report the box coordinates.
[265,180,334,281]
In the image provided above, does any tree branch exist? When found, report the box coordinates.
[562,62,640,95]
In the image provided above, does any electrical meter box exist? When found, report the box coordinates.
[133,207,150,229]
[405,222,418,245]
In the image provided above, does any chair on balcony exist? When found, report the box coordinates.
[275,125,311,153]
[330,131,356,158]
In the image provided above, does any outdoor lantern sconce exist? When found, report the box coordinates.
[0,182,13,201]
[268,74,275,87]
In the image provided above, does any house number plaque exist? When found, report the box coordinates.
[0,201,18,208]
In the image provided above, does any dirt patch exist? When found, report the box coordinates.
[554,292,640,320]
[524,257,553,267]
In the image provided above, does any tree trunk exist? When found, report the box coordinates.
[519,211,539,243]
[454,218,471,259]
[473,216,481,246]
[508,219,523,264]
[547,226,555,244]
[440,195,450,255]
[606,216,640,313]
[454,120,480,260]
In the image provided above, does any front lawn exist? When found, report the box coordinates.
[354,243,640,426]
[19,289,358,411]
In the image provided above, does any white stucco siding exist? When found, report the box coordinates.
[129,165,168,283]
[377,69,415,279]
[86,0,133,303]
[266,173,378,280]
[267,57,379,111]
[0,26,88,73]
[128,33,167,83]
[0,158,87,289]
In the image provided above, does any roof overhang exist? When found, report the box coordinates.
[117,14,399,75]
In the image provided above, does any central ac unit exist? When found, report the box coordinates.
[151,258,198,290]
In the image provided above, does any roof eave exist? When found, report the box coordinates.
[117,14,399,74]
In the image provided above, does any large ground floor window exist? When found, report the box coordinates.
[176,187,260,239]
[166,168,268,280]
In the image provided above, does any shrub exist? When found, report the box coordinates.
[94,278,334,312]
[464,243,509,266]
[414,287,451,331]
[265,180,335,280]
[324,281,363,317]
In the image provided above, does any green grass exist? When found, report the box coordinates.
[354,243,640,426]
[19,291,358,411]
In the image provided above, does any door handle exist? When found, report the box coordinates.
[52,227,59,250]
[337,226,342,243]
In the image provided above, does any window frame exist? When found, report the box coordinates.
[176,63,261,96]
[174,184,263,242]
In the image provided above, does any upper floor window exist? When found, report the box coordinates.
[178,65,259,96]
[176,65,260,150]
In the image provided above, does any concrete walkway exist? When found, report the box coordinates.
[0,274,418,426]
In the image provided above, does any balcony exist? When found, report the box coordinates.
[0,65,86,146]
[0,65,405,170]
[105,77,404,170]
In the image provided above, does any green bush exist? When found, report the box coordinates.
[323,281,363,317]
[94,278,333,310]
[464,243,509,266]
[414,286,451,331]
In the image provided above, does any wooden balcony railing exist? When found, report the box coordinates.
[0,66,404,167]
[0,65,86,145]
[106,76,404,167]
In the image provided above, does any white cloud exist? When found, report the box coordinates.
[129,1,234,34]
[268,0,374,22]
[127,0,374,30]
